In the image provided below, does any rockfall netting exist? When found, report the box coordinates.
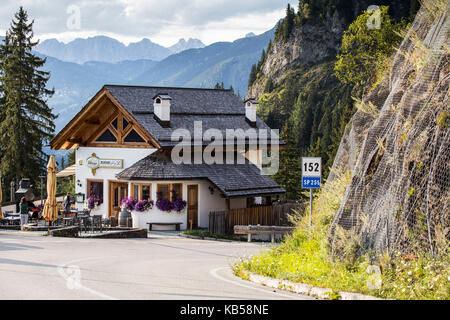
[329,2,449,255]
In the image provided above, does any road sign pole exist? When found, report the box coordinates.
[309,188,312,227]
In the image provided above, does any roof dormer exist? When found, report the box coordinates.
[244,98,258,127]
[153,93,171,127]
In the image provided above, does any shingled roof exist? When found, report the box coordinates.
[104,85,283,147]
[116,150,285,198]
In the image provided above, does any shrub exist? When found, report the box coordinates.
[334,6,407,87]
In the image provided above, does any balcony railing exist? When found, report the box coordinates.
[208,201,305,235]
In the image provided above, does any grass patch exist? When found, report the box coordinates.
[233,170,449,300]
[182,230,239,241]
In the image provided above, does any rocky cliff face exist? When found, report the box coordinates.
[247,9,346,98]
[247,0,417,98]
[329,3,449,253]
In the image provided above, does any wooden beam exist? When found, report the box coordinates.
[84,119,101,125]
[51,89,109,149]
[68,138,83,144]
[86,111,119,144]
[105,90,160,149]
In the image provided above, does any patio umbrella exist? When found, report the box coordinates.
[0,174,3,219]
[42,155,58,225]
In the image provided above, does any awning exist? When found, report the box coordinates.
[56,164,76,177]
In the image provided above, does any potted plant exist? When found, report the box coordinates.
[155,191,187,213]
[119,197,136,227]
[87,194,103,211]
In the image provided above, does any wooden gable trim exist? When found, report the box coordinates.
[104,90,160,148]
[51,87,161,150]
[51,88,109,149]
[86,110,119,145]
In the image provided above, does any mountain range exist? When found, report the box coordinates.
[35,36,205,64]
[26,27,275,136]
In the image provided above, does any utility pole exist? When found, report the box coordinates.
[10,181,15,203]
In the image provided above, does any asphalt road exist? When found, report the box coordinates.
[0,231,312,300]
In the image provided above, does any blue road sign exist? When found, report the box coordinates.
[302,176,321,189]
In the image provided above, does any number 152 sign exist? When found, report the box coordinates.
[302,157,321,189]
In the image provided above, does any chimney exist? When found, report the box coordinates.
[153,93,172,127]
[244,98,258,127]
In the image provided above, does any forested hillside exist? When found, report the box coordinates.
[247,0,420,198]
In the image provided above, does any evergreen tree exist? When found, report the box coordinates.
[0,7,56,188]
[283,4,296,40]
[257,49,266,72]
[274,123,303,200]
[214,82,225,89]
[67,150,75,166]
[248,64,257,89]
[60,156,65,170]
[264,77,274,93]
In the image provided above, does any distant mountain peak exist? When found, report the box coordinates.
[245,32,256,38]
[36,36,171,64]
[169,38,205,54]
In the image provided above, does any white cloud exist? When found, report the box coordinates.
[0,0,297,46]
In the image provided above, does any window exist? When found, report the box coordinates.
[157,184,170,200]
[111,117,118,130]
[122,118,129,131]
[171,184,182,201]
[132,183,152,201]
[157,183,182,201]
[124,129,145,143]
[87,179,104,204]
[96,128,117,142]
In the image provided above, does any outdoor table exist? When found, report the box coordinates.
[3,216,20,225]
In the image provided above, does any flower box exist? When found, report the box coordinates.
[131,207,187,230]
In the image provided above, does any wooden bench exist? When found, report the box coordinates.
[147,222,182,231]
[234,225,296,243]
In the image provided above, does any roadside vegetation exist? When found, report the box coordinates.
[182,230,239,241]
[233,170,449,300]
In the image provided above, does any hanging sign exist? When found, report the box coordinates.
[86,153,123,175]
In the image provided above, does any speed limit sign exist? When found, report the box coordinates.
[302,157,321,189]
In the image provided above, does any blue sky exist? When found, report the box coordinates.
[0,0,297,46]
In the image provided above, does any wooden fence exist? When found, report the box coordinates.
[208,201,305,235]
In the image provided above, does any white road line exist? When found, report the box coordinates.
[209,266,305,300]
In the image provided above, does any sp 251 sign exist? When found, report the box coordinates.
[302,157,321,189]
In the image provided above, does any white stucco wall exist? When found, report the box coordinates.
[125,179,229,230]
[74,146,251,227]
[75,146,156,217]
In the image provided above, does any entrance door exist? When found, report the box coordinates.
[110,181,128,218]
[187,185,199,229]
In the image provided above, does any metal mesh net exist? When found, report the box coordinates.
[329,3,449,254]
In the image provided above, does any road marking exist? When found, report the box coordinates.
[209,266,305,300]
[57,257,119,300]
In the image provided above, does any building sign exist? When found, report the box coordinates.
[302,157,321,189]
[86,153,123,175]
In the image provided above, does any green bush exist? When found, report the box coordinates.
[234,170,450,300]
[334,6,407,87]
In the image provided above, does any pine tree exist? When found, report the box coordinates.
[283,4,296,40]
[274,123,303,200]
[0,7,56,188]
[60,156,65,170]
[67,150,75,166]
[248,64,257,89]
